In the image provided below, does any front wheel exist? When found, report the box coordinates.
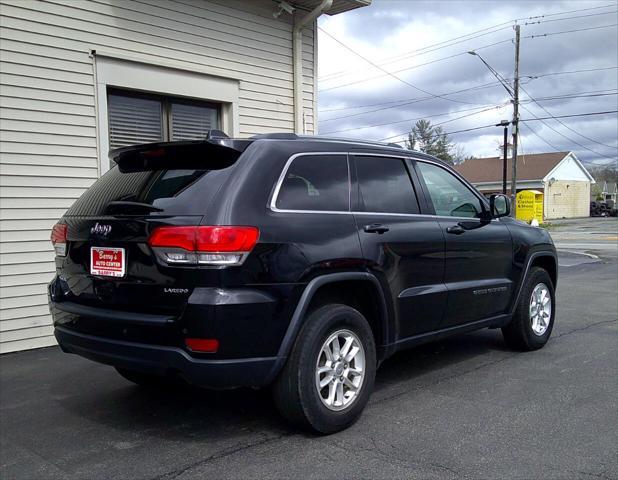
[273,304,377,434]
[502,267,555,351]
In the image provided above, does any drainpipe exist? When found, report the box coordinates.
[293,0,332,134]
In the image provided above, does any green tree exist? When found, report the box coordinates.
[406,119,457,164]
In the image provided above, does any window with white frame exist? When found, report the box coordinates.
[107,89,220,149]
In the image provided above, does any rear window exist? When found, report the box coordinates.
[275,154,349,212]
[65,166,232,216]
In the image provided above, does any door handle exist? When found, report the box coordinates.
[363,223,389,234]
[446,224,465,235]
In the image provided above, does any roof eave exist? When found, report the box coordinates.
[289,0,371,15]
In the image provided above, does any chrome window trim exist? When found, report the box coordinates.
[269,151,495,222]
[269,152,352,214]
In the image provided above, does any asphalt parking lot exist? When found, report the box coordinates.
[1,218,617,480]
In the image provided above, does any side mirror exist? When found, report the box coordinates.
[490,194,511,218]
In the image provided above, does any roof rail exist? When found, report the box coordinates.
[247,132,412,151]
[250,133,299,140]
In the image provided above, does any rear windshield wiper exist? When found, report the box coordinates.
[105,201,164,214]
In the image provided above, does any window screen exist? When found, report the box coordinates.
[355,156,419,214]
[417,162,483,218]
[276,155,349,211]
[107,89,220,150]
[108,94,163,149]
[171,103,218,141]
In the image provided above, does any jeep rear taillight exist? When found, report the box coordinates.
[50,223,68,257]
[148,226,259,266]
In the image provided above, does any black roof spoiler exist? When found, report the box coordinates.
[110,133,253,173]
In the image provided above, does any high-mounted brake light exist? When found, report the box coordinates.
[50,223,68,257]
[148,226,259,266]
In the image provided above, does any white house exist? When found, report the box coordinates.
[0,0,371,353]
[454,151,595,220]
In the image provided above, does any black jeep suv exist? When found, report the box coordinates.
[49,133,557,433]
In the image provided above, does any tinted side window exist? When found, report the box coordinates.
[417,162,483,218]
[355,156,419,214]
[276,155,349,211]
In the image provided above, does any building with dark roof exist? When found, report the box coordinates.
[454,151,594,220]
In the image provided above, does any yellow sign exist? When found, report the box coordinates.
[516,190,544,222]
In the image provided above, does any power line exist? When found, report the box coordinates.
[320,26,512,81]
[321,103,506,135]
[521,86,618,150]
[322,99,616,136]
[319,24,513,81]
[520,3,617,20]
[317,27,479,104]
[523,65,618,80]
[379,123,497,142]
[524,91,618,103]
[319,3,618,82]
[520,121,561,151]
[519,96,617,160]
[524,23,618,40]
[319,38,512,92]
[319,80,503,113]
[320,81,509,122]
[319,22,617,93]
[524,9,618,26]
[376,110,618,142]
[319,66,618,114]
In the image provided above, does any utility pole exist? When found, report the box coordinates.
[496,120,509,194]
[510,24,520,216]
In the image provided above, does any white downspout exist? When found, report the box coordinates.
[293,0,332,134]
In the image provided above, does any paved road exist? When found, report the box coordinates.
[1,224,617,479]
[550,217,618,261]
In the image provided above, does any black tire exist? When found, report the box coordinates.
[502,266,555,351]
[272,304,377,434]
[115,367,177,388]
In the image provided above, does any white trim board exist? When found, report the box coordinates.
[543,152,595,183]
[93,54,240,173]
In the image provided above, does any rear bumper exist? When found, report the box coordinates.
[54,326,278,389]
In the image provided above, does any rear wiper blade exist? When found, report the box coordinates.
[105,201,164,214]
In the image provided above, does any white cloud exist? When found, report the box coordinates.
[317,0,618,165]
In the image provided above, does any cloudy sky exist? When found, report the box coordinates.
[316,0,618,166]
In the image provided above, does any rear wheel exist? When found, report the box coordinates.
[273,304,376,434]
[502,267,555,351]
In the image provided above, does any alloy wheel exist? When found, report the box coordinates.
[530,282,552,336]
[315,329,366,411]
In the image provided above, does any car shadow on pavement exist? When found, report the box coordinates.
[374,328,509,390]
[50,329,509,438]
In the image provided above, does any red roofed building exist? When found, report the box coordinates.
[454,151,595,220]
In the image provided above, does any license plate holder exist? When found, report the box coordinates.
[90,247,126,278]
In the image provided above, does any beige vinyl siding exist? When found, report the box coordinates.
[0,0,316,352]
[544,180,591,220]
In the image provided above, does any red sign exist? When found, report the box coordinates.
[90,247,125,277]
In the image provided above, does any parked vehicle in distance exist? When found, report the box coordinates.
[49,132,558,433]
